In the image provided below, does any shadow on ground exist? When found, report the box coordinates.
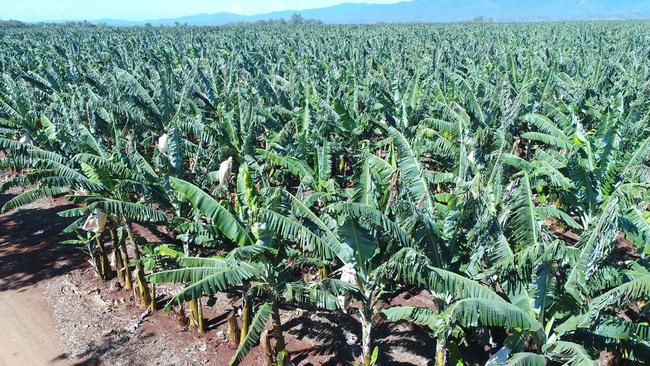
[286,310,361,366]
[285,310,437,366]
[0,193,85,292]
[51,332,154,366]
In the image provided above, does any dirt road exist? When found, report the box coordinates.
[0,193,85,366]
[0,284,70,366]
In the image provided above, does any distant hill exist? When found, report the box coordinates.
[97,0,650,26]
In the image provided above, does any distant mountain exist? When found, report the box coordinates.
[98,0,650,26]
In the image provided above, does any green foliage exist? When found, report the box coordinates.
[1,21,649,365]
[170,177,253,246]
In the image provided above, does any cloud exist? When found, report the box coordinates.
[225,5,244,13]
[13,4,29,11]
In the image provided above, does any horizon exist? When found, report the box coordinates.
[2,0,650,26]
[1,0,405,22]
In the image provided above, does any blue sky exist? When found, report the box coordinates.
[2,0,404,22]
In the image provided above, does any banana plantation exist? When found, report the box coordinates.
[1,21,649,366]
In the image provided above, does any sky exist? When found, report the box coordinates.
[1,0,404,22]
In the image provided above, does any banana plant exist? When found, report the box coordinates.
[150,171,349,365]
[263,180,429,366]
[383,249,543,366]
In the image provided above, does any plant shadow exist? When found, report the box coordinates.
[0,194,85,292]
